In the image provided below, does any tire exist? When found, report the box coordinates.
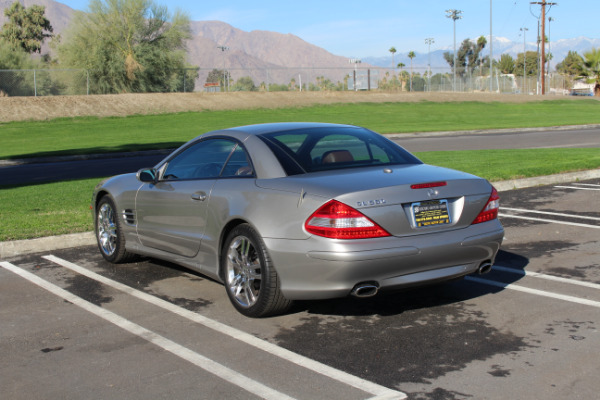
[222,224,292,318]
[95,196,137,263]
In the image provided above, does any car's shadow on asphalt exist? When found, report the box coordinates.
[84,247,529,319]
[290,250,529,318]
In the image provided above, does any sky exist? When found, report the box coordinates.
[58,0,599,58]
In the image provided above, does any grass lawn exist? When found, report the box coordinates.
[2,148,599,241]
[418,148,600,182]
[1,99,600,160]
[0,178,98,241]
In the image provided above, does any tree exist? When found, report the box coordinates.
[268,83,288,92]
[499,54,515,74]
[556,51,585,76]
[443,36,487,77]
[407,51,415,91]
[289,77,297,91]
[0,1,53,54]
[0,40,38,95]
[431,73,451,89]
[58,0,191,93]
[389,46,396,69]
[231,76,256,92]
[411,74,425,92]
[546,52,553,73]
[515,51,539,77]
[583,47,600,96]
[397,62,405,91]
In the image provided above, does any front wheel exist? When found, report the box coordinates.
[223,224,292,318]
[95,196,137,263]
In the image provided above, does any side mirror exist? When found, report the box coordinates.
[137,168,157,183]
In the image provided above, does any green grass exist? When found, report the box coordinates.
[0,178,98,241]
[2,99,600,160]
[2,148,599,241]
[418,148,600,182]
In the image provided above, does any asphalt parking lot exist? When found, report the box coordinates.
[1,179,599,400]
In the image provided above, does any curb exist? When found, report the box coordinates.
[1,232,96,259]
[1,168,598,259]
[492,168,600,191]
[386,124,600,139]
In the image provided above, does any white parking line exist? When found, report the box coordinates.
[572,183,600,188]
[493,265,600,290]
[40,255,406,400]
[498,213,600,229]
[554,185,600,191]
[501,207,600,222]
[466,276,600,309]
[0,261,295,400]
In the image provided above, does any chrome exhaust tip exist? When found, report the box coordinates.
[350,282,379,298]
[478,261,493,275]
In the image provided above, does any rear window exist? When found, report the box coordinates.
[258,126,421,175]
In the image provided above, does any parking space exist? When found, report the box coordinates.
[1,179,599,400]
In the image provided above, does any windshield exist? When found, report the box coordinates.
[258,126,422,175]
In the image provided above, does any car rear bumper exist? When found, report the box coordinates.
[264,221,504,300]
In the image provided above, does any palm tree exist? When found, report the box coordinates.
[476,35,488,76]
[408,51,416,91]
[389,47,397,69]
[397,62,405,91]
[583,47,600,96]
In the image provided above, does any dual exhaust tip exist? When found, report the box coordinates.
[350,261,493,298]
[350,282,379,298]
[478,261,493,275]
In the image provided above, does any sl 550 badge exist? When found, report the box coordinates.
[357,199,386,207]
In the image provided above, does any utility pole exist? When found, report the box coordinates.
[530,1,557,95]
[446,9,463,92]
[425,38,434,92]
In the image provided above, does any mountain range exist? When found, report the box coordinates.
[2,0,599,75]
[365,36,600,72]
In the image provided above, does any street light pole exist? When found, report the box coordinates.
[490,0,493,92]
[520,27,528,94]
[446,9,463,92]
[217,45,229,92]
[425,38,434,92]
[548,17,554,76]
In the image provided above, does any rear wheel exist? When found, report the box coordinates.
[223,224,292,317]
[95,196,137,263]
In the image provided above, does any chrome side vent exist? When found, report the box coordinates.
[122,209,136,226]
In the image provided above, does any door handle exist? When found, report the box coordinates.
[191,192,207,201]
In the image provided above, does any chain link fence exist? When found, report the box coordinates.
[1,66,576,97]
[0,69,90,96]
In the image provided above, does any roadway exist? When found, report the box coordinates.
[1,127,599,186]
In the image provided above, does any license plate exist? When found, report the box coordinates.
[412,200,451,227]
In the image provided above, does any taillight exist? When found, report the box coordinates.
[472,187,500,225]
[305,200,391,239]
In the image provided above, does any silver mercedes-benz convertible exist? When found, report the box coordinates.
[92,122,504,317]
